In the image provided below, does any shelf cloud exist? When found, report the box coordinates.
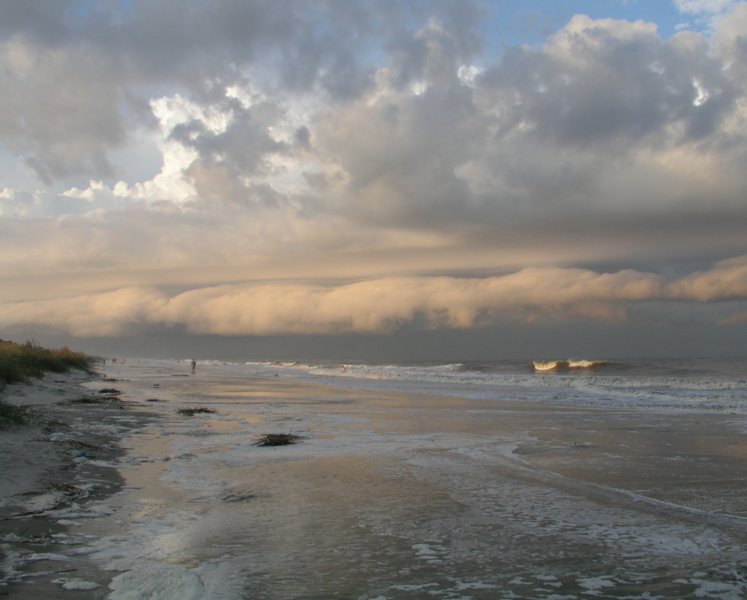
[2,257,746,337]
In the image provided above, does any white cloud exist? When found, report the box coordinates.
[674,0,742,32]
[675,0,738,17]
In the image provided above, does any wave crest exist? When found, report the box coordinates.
[568,360,608,369]
[533,361,568,371]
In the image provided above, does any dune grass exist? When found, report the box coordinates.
[0,339,94,387]
[0,340,95,428]
[0,399,32,427]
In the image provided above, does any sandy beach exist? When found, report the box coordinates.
[0,369,157,598]
[2,361,747,598]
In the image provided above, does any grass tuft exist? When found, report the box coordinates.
[0,399,32,428]
[0,339,94,387]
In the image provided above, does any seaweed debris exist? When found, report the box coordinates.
[70,396,121,404]
[254,433,305,447]
[177,406,216,416]
[98,388,121,394]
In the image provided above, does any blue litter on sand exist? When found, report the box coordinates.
[79,450,86,456]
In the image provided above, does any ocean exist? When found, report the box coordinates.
[74,357,747,598]
[227,356,747,411]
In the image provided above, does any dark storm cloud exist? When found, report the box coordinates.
[0,38,127,182]
[384,1,485,88]
[478,21,739,147]
[0,0,75,46]
[169,98,288,180]
[0,0,414,181]
[305,12,747,242]
[0,0,742,194]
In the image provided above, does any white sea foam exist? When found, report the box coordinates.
[120,357,747,413]
[52,577,101,590]
[568,359,608,368]
[533,360,568,371]
[108,561,205,600]
[232,359,747,411]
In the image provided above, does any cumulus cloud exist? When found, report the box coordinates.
[0,0,490,183]
[481,15,739,149]
[2,260,747,337]
[305,12,747,235]
[3,2,747,223]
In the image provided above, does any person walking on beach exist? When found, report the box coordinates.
[191,359,197,374]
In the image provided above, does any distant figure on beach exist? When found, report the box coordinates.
[191,359,197,373]
[341,365,348,372]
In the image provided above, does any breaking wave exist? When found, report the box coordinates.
[568,359,609,369]
[533,359,608,371]
[235,358,747,412]
[533,360,568,371]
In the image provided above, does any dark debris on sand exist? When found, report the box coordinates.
[69,396,122,405]
[254,433,306,447]
[176,406,216,416]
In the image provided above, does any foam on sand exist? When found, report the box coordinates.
[108,561,205,600]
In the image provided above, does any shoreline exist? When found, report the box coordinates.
[0,368,157,598]
[3,360,747,598]
[81,362,747,597]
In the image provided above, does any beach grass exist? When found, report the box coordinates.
[0,398,32,427]
[0,339,93,387]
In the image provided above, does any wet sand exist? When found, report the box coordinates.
[4,364,747,598]
[0,370,157,598]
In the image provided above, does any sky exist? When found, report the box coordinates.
[2,0,747,360]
